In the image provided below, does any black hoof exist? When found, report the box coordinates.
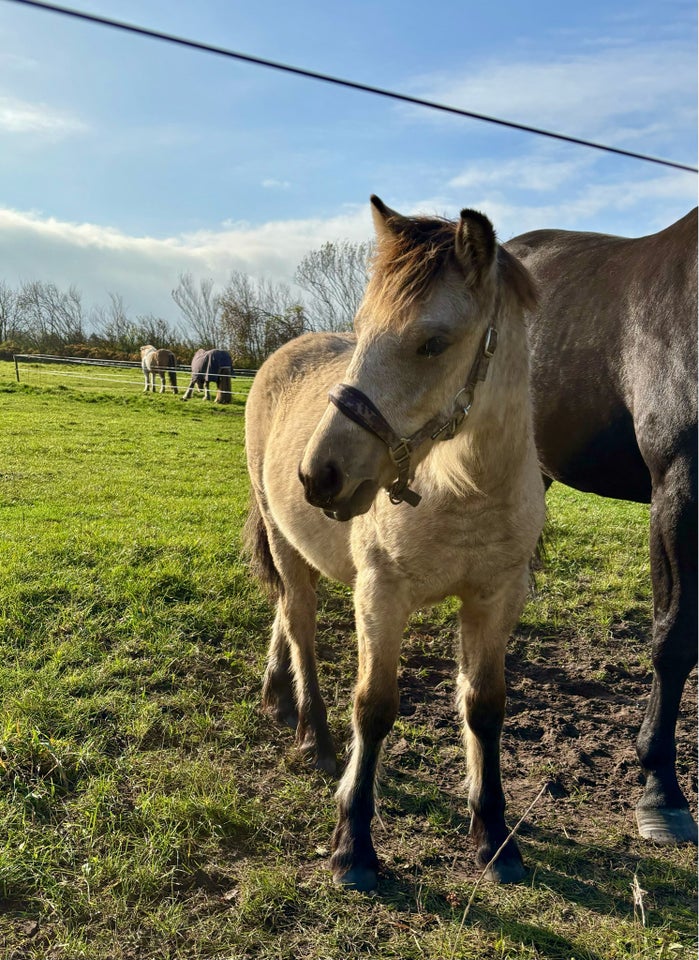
[636,806,698,845]
[333,865,378,892]
[483,857,528,884]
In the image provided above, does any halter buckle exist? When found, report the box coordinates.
[483,326,498,358]
[389,438,412,471]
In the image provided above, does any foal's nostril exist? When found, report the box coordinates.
[298,460,343,506]
[318,461,342,500]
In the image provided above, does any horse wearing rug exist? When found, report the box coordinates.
[506,208,698,846]
[245,196,545,890]
[182,348,233,403]
[140,345,178,394]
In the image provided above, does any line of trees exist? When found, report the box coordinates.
[0,239,372,367]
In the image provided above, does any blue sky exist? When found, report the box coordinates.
[0,0,696,324]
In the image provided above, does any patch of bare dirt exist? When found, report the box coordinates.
[391,627,697,849]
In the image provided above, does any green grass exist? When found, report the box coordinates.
[0,362,695,959]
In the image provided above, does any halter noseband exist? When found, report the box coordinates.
[328,322,498,508]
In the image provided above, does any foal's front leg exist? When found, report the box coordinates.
[331,573,409,891]
[458,590,527,883]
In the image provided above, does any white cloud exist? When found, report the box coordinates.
[0,205,374,321]
[447,155,594,193]
[0,166,694,329]
[0,95,87,136]
[404,42,696,147]
[261,178,291,190]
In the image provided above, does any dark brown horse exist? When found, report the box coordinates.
[506,207,697,845]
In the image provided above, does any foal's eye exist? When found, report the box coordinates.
[417,336,449,358]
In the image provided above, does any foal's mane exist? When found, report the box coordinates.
[365,213,537,326]
[367,215,457,321]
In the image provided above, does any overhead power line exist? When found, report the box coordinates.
[6,0,698,175]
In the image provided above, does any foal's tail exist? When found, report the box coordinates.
[242,493,284,599]
[168,369,178,394]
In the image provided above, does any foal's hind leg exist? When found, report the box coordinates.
[636,457,698,844]
[261,607,298,729]
[264,529,336,773]
[457,581,529,883]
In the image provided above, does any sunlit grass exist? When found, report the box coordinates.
[0,365,694,959]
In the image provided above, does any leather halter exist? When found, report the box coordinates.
[328,322,498,507]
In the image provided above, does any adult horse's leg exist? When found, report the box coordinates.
[636,455,698,843]
[143,368,150,392]
[182,376,197,400]
[331,571,409,891]
[458,583,528,882]
[263,522,336,773]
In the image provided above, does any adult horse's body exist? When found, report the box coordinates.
[506,207,698,845]
[140,345,178,394]
[182,348,233,403]
[245,196,545,890]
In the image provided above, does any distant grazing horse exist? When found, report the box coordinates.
[506,207,698,846]
[245,196,545,890]
[140,345,178,394]
[182,349,233,403]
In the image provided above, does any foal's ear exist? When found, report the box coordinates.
[455,209,497,285]
[370,194,409,241]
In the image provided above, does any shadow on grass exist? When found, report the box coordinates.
[376,768,696,933]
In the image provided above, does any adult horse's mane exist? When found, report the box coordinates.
[367,210,537,325]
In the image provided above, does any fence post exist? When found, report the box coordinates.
[14,355,20,382]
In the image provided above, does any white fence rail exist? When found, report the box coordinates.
[13,353,258,398]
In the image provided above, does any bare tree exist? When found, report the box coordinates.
[219,272,308,367]
[294,239,372,332]
[171,273,222,348]
[91,293,141,353]
[15,281,85,348]
[0,281,20,344]
[134,314,181,350]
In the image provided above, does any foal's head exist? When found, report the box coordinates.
[299,195,530,521]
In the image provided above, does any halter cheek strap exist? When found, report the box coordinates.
[328,322,498,508]
[328,384,423,506]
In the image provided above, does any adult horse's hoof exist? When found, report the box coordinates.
[332,865,378,892]
[636,806,698,845]
[483,858,528,884]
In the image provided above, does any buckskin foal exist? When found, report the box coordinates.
[245,196,545,891]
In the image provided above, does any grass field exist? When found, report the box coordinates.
[0,361,696,959]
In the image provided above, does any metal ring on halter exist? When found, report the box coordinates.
[454,387,474,416]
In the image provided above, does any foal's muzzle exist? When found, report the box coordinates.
[298,460,378,522]
[298,461,343,507]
